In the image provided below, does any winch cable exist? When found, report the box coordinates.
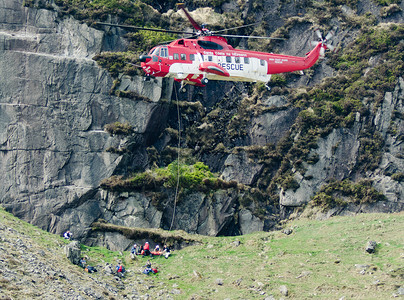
[157,82,181,257]
[168,82,181,233]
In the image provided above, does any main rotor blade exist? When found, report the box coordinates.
[315,29,322,40]
[211,22,261,34]
[325,30,334,41]
[217,34,286,40]
[177,3,203,32]
[95,22,193,35]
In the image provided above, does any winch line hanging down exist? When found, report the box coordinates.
[168,82,181,232]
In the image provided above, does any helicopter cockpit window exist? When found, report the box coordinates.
[180,53,186,60]
[197,40,223,50]
[160,47,168,58]
[152,56,158,62]
[226,56,232,63]
[244,57,249,64]
[260,59,266,66]
[190,54,195,61]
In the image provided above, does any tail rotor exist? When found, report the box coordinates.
[312,28,336,56]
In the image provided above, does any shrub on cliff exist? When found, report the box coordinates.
[312,179,387,211]
[104,122,134,135]
[100,161,238,192]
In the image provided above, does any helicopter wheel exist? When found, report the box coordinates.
[201,77,208,85]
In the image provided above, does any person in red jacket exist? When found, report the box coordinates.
[143,242,151,257]
[116,263,125,277]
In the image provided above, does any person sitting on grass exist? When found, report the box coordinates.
[163,244,171,259]
[79,257,87,268]
[85,265,97,273]
[142,260,158,275]
[131,243,138,255]
[142,242,152,257]
[116,262,126,277]
[63,230,72,240]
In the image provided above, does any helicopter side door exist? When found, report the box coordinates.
[249,57,269,82]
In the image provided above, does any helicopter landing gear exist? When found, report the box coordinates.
[144,75,151,81]
[201,77,208,85]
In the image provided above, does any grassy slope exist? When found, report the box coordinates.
[75,211,404,299]
[1,207,403,299]
[149,213,403,299]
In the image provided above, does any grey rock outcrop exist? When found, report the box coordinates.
[222,152,263,185]
[365,240,377,254]
[250,95,299,146]
[280,78,404,211]
[280,123,361,207]
[65,240,81,265]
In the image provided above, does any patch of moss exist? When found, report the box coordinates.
[115,90,150,101]
[93,52,141,78]
[99,172,162,192]
[105,146,128,155]
[373,0,401,6]
[380,4,402,17]
[356,130,384,172]
[104,122,134,135]
[126,30,177,53]
[277,171,300,191]
[312,179,387,211]
[100,161,238,193]
[329,24,404,106]
[50,0,163,26]
[391,172,404,182]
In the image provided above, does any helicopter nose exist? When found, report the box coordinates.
[139,55,151,63]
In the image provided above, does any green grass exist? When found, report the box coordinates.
[80,245,125,265]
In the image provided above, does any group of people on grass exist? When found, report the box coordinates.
[75,238,171,277]
[131,241,171,259]
[118,241,171,276]
[79,257,98,273]
[64,227,170,278]
[80,256,126,277]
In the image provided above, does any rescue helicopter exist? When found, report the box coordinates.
[97,3,335,89]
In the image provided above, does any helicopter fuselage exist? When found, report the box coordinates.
[140,35,326,87]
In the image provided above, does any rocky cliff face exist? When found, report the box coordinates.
[0,0,403,251]
[0,0,171,242]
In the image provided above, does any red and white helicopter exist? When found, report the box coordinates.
[98,3,335,88]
